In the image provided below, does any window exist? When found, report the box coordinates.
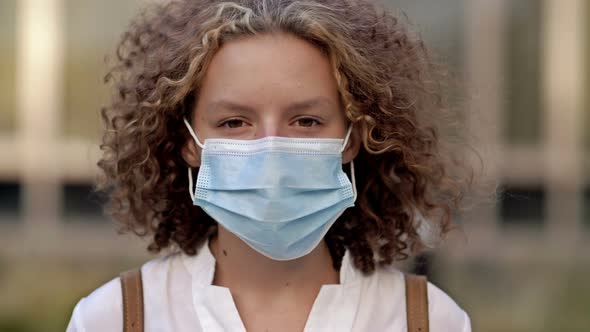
[411,253,435,278]
[388,0,466,128]
[388,0,465,70]
[0,0,17,133]
[583,3,589,227]
[0,181,21,223]
[586,1,590,151]
[499,185,546,227]
[61,183,105,223]
[504,0,543,145]
[63,0,139,139]
[584,186,590,228]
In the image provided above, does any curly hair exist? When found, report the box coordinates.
[98,0,472,274]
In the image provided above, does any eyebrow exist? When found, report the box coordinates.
[207,100,256,115]
[284,97,335,114]
[207,97,336,115]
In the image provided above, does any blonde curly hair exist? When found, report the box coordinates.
[98,0,472,274]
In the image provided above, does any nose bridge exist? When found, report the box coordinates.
[257,110,282,138]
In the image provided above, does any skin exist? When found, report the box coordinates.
[182,32,361,332]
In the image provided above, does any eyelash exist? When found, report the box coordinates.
[218,118,247,129]
[218,117,323,129]
[293,117,322,127]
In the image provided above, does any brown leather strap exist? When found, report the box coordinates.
[405,274,429,332]
[120,268,144,332]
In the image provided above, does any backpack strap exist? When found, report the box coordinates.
[120,268,144,332]
[405,273,429,332]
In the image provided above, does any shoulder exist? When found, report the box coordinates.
[66,276,122,332]
[65,253,184,332]
[375,267,471,332]
[425,280,471,332]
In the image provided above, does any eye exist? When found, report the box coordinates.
[294,117,321,127]
[219,118,246,129]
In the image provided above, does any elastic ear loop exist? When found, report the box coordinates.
[183,118,205,148]
[350,160,357,202]
[339,124,353,154]
[340,124,357,202]
[188,167,195,201]
[183,117,204,201]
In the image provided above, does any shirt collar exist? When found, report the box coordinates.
[339,250,360,284]
[181,238,217,286]
[181,238,362,286]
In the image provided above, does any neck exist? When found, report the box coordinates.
[209,226,340,292]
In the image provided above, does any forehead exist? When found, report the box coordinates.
[196,33,340,110]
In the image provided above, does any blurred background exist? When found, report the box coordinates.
[0,0,588,331]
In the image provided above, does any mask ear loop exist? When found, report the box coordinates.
[183,117,205,148]
[340,124,353,153]
[339,124,357,202]
[183,117,205,201]
[188,167,195,201]
[350,160,357,202]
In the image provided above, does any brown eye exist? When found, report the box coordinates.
[221,119,245,128]
[295,117,320,127]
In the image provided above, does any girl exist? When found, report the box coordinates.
[67,0,473,331]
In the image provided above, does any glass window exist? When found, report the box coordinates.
[61,183,105,223]
[583,186,590,228]
[504,0,543,145]
[499,184,546,227]
[0,181,21,223]
[586,2,590,151]
[0,0,17,133]
[63,0,139,139]
[387,0,466,130]
[411,253,435,278]
[388,0,465,71]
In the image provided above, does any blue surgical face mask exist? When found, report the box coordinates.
[183,118,357,261]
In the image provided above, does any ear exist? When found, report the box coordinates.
[342,126,361,164]
[181,137,201,168]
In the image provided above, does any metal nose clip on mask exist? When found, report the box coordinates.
[183,118,357,261]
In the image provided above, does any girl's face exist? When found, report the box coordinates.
[182,33,360,166]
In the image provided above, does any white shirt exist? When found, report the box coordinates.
[66,240,471,332]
